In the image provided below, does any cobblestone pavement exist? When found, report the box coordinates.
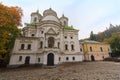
[0,61,120,80]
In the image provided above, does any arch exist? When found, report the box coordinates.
[64,21,66,25]
[34,17,37,22]
[71,44,74,50]
[91,55,95,61]
[48,37,54,48]
[25,56,30,64]
[47,53,54,66]
[65,44,68,50]
[40,41,43,48]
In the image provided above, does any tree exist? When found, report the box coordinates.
[109,33,120,56]
[104,32,120,57]
[90,31,96,40]
[0,3,23,64]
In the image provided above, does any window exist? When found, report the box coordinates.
[31,34,35,37]
[72,57,75,60]
[40,41,43,48]
[66,57,69,60]
[34,17,37,22]
[19,56,22,61]
[60,22,62,25]
[90,47,92,52]
[39,19,41,22]
[58,42,60,48]
[100,47,103,52]
[48,37,54,48]
[80,48,82,52]
[65,44,68,50]
[21,44,24,49]
[65,36,67,39]
[59,57,61,61]
[64,21,66,25]
[27,44,31,49]
[108,48,110,51]
[71,44,74,50]
[38,58,40,62]
[41,31,44,34]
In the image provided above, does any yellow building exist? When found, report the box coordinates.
[81,40,111,61]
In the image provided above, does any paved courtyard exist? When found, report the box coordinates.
[0,61,120,80]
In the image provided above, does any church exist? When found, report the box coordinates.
[9,8,84,66]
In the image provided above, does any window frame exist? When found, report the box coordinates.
[27,44,31,50]
[21,44,25,50]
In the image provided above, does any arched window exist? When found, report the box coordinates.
[59,57,61,61]
[21,44,25,49]
[58,42,60,48]
[71,44,74,50]
[90,47,92,52]
[41,31,44,34]
[65,44,68,50]
[34,17,37,22]
[80,48,82,52]
[40,41,43,48]
[64,21,66,25]
[38,58,40,62]
[72,57,75,60]
[19,56,22,61]
[27,44,31,49]
[100,47,103,52]
[48,37,54,48]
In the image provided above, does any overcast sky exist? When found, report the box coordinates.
[1,0,120,39]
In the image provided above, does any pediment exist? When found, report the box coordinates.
[47,28,56,34]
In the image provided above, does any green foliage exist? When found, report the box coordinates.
[103,32,120,56]
[26,23,36,26]
[64,25,75,30]
[89,31,96,41]
[109,33,120,52]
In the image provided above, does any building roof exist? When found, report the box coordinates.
[81,40,102,44]
[42,15,59,23]
[43,8,57,17]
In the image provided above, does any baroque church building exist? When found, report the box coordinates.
[9,8,84,66]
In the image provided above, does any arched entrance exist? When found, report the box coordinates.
[91,55,95,61]
[47,53,54,66]
[25,56,30,64]
[48,37,54,48]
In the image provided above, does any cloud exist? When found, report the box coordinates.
[1,0,120,39]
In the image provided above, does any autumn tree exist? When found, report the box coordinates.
[0,3,23,64]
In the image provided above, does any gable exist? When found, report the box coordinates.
[47,28,56,34]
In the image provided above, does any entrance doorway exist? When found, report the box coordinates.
[25,56,30,64]
[47,53,54,66]
[91,55,95,61]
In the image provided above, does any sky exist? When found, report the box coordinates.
[1,0,120,39]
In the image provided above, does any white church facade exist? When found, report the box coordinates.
[9,8,84,66]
